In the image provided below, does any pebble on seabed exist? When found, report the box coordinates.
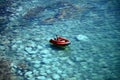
[46,78,52,80]
[25,71,33,78]
[40,49,50,54]
[52,74,60,79]
[25,46,38,54]
[46,69,52,74]
[36,76,46,80]
[42,58,51,64]
[33,64,40,68]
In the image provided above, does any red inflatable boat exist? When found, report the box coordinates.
[49,36,70,46]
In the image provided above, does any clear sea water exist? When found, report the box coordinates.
[0,0,120,80]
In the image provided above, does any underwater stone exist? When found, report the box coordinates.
[32,60,40,64]
[65,77,77,80]
[29,41,36,47]
[17,70,23,76]
[37,45,43,49]
[25,71,33,78]
[40,49,50,54]
[33,69,39,75]
[40,72,47,76]
[75,57,83,62]
[34,37,41,41]
[52,74,60,79]
[23,6,45,19]
[31,54,37,58]
[36,76,46,80]
[25,41,35,47]
[12,44,18,50]
[61,73,68,78]
[42,53,52,58]
[36,76,41,79]
[26,57,32,61]
[42,58,50,64]
[44,65,51,69]
[76,34,89,41]
[39,68,47,76]
[25,47,32,52]
[66,59,75,66]
[0,45,5,50]
[40,69,47,76]
[29,78,35,80]
[46,78,52,80]
[17,6,23,12]
[56,69,62,74]
[60,57,69,61]
[80,62,88,69]
[52,67,60,73]
[33,64,40,68]
[25,46,38,54]
[17,45,24,51]
[46,69,52,74]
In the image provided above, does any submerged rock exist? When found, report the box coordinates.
[33,64,40,68]
[46,69,52,74]
[46,78,52,80]
[66,59,75,66]
[25,71,33,78]
[0,45,6,50]
[37,45,43,50]
[42,58,51,64]
[23,6,45,20]
[24,46,38,54]
[76,34,89,41]
[40,49,50,54]
[36,76,46,80]
[22,1,82,25]
[52,74,60,80]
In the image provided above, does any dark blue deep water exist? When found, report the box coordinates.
[0,0,120,80]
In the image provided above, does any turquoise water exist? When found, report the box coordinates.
[0,0,120,80]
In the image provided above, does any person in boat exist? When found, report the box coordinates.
[54,35,65,42]
[54,35,60,41]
